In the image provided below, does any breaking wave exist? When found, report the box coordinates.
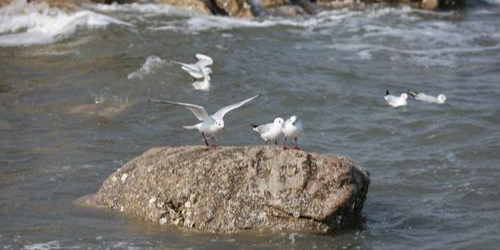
[127,55,167,80]
[0,0,132,47]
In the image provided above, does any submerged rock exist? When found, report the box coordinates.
[76,146,370,233]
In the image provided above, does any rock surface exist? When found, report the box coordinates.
[76,146,370,233]
[0,0,466,15]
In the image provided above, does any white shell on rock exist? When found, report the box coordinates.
[159,217,167,225]
[121,173,128,183]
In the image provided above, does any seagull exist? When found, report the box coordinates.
[192,68,211,91]
[407,89,446,104]
[385,90,408,107]
[151,95,259,148]
[282,115,304,149]
[172,54,213,81]
[251,117,284,146]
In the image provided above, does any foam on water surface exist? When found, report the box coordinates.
[22,241,61,250]
[0,0,132,47]
[91,2,190,16]
[127,55,167,80]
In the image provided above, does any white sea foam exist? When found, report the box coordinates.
[151,16,324,34]
[127,55,167,80]
[23,241,61,250]
[0,0,132,47]
[91,2,189,16]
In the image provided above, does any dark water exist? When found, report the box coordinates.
[1,1,500,249]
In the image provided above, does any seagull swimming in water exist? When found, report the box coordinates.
[385,90,408,108]
[282,115,304,149]
[192,68,211,91]
[151,95,259,148]
[252,117,284,146]
[172,54,213,81]
[407,89,446,104]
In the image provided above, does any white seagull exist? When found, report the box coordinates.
[151,95,259,148]
[252,117,285,146]
[172,54,213,81]
[192,68,211,91]
[385,90,408,108]
[282,115,304,149]
[407,90,446,104]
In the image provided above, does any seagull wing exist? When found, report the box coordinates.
[150,100,209,121]
[416,93,438,103]
[254,123,272,134]
[180,64,204,79]
[195,54,213,68]
[212,94,259,120]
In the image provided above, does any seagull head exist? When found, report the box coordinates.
[203,67,212,75]
[437,94,446,103]
[288,115,298,125]
[213,119,225,131]
[274,117,285,125]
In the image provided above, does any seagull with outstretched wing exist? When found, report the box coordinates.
[172,53,213,81]
[151,94,259,148]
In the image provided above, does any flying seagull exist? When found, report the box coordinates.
[172,54,213,81]
[151,94,259,148]
[252,117,284,146]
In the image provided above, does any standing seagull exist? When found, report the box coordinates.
[151,95,259,148]
[172,54,213,81]
[407,89,446,104]
[385,90,408,107]
[282,115,304,149]
[252,117,284,146]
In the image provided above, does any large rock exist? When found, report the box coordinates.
[158,0,212,14]
[212,0,253,17]
[76,146,370,233]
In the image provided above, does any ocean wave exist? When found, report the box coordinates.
[91,2,190,16]
[0,0,132,47]
[145,6,457,34]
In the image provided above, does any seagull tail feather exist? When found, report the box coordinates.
[251,124,259,132]
[407,89,418,98]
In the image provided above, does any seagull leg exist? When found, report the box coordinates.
[275,140,278,146]
[202,133,209,147]
[294,137,300,150]
[211,136,217,149]
[283,136,288,150]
